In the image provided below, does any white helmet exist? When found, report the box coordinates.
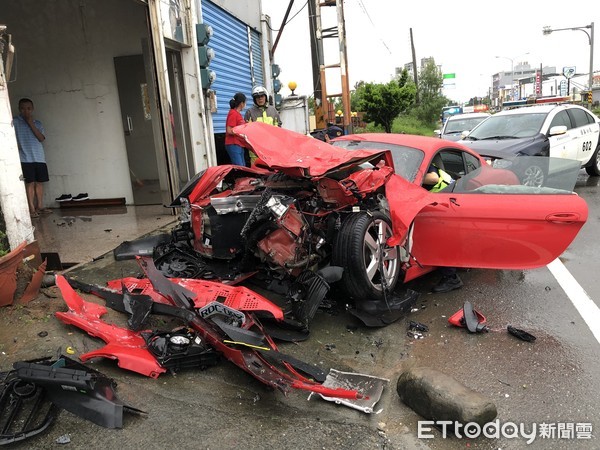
[251,85,269,105]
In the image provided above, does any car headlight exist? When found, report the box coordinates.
[491,159,513,169]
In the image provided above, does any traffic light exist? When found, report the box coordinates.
[271,64,281,79]
[272,79,282,95]
[271,64,282,108]
[584,91,593,103]
[196,23,215,89]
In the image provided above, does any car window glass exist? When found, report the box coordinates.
[567,108,594,128]
[445,117,487,134]
[464,153,481,173]
[453,156,581,193]
[331,140,424,182]
[550,110,572,129]
[507,113,545,135]
[439,151,465,176]
[468,113,545,139]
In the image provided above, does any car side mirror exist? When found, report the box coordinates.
[460,130,470,138]
[548,125,567,136]
[434,129,441,136]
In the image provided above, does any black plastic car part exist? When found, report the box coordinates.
[507,325,536,342]
[113,233,172,261]
[0,367,60,446]
[290,270,331,327]
[14,356,146,429]
[347,290,419,327]
[154,247,208,279]
[0,355,145,446]
[462,301,490,333]
[143,328,220,372]
[409,321,429,333]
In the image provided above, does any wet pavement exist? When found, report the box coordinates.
[31,204,175,265]
[1,172,599,449]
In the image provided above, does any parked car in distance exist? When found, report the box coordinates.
[458,103,600,186]
[435,112,491,141]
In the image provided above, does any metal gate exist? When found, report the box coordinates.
[201,1,264,133]
[250,29,264,89]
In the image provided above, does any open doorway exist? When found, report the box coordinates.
[166,49,194,186]
[114,54,162,205]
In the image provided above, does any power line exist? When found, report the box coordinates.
[265,1,309,32]
[354,0,392,55]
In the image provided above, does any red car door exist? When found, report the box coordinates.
[409,191,587,270]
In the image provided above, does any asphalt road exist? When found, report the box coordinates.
[2,171,599,450]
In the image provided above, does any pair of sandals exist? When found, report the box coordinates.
[31,208,52,218]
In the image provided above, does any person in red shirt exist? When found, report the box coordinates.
[225,93,248,166]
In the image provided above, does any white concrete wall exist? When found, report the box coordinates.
[3,0,150,205]
[202,0,262,30]
[0,54,34,248]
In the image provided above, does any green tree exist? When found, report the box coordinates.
[355,74,416,133]
[414,60,447,124]
[307,95,315,115]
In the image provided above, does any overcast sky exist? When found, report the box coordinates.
[262,0,599,103]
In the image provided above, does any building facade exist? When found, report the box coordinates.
[0,0,281,250]
[1,0,274,210]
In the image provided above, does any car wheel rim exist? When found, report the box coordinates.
[362,218,399,292]
[522,165,544,187]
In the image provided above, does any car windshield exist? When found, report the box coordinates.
[331,140,424,181]
[466,113,546,140]
[445,117,488,134]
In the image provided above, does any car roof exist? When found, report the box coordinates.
[333,132,475,156]
[446,112,491,121]
[494,103,580,116]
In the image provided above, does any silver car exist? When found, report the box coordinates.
[436,112,491,141]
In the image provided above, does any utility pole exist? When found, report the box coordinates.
[307,0,326,129]
[410,28,419,104]
[543,23,594,92]
[309,0,352,132]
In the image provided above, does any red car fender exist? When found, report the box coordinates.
[54,276,167,378]
[384,174,442,246]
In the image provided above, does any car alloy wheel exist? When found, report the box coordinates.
[521,164,545,187]
[332,212,401,300]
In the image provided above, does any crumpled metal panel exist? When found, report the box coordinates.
[233,122,392,177]
[311,369,389,414]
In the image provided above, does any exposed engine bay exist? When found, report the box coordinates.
[152,158,409,327]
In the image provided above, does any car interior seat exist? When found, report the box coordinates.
[431,153,444,170]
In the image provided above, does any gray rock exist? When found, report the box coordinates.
[41,273,56,288]
[397,367,497,426]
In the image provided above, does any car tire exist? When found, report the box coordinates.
[332,211,401,301]
[585,143,600,176]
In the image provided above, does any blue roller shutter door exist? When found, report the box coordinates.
[250,29,264,89]
[201,1,252,133]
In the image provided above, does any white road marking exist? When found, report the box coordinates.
[547,258,600,345]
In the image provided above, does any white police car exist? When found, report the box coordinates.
[459,104,600,185]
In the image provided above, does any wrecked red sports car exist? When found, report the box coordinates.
[52,123,589,415]
[148,122,587,324]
